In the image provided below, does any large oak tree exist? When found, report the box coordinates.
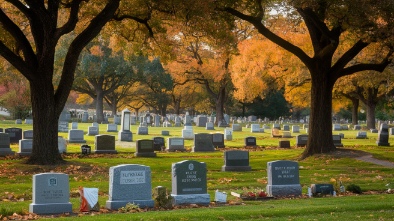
[219,0,394,158]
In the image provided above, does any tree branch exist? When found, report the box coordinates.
[56,0,83,38]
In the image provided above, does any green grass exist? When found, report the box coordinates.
[1,121,394,220]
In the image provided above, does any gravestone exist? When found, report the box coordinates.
[182,127,194,140]
[171,160,210,205]
[184,115,192,126]
[130,115,137,125]
[106,164,154,209]
[271,128,282,138]
[283,125,290,131]
[333,124,342,131]
[221,150,251,171]
[174,117,182,127]
[196,116,207,127]
[224,128,232,141]
[390,128,394,136]
[205,122,214,130]
[354,125,362,130]
[29,173,72,214]
[244,136,256,146]
[332,135,343,147]
[212,133,225,148]
[296,134,308,147]
[15,119,22,124]
[153,115,161,127]
[356,131,367,139]
[161,130,170,136]
[153,137,165,151]
[341,125,349,130]
[82,112,89,123]
[71,122,78,130]
[137,126,149,135]
[248,115,257,122]
[272,123,281,130]
[166,137,186,152]
[282,131,292,138]
[370,129,378,133]
[193,133,215,152]
[25,119,33,124]
[106,124,118,132]
[263,124,271,129]
[163,121,172,127]
[23,130,33,139]
[279,140,291,148]
[377,123,390,146]
[58,136,67,153]
[94,135,117,154]
[232,124,242,131]
[18,139,33,156]
[87,126,99,136]
[92,122,99,128]
[58,121,69,132]
[218,119,229,127]
[67,129,86,143]
[251,124,260,133]
[0,133,14,156]
[114,115,121,125]
[266,160,302,197]
[311,184,334,196]
[5,127,22,143]
[135,139,156,157]
[119,109,132,142]
[292,125,300,133]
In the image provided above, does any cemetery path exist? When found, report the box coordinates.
[329,149,394,168]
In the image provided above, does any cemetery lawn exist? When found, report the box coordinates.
[1,122,394,220]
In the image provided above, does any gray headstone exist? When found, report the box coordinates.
[224,128,232,141]
[166,137,186,152]
[137,126,149,135]
[94,135,117,154]
[82,112,89,123]
[251,124,260,133]
[282,131,292,138]
[232,124,242,131]
[23,130,33,139]
[5,127,22,143]
[333,124,342,131]
[245,136,256,146]
[192,133,215,152]
[266,160,302,197]
[196,116,207,127]
[205,122,214,130]
[58,136,67,153]
[212,133,225,148]
[0,133,14,156]
[71,122,78,130]
[354,125,361,130]
[25,119,33,124]
[161,130,170,136]
[332,135,343,147]
[292,125,300,133]
[221,150,251,171]
[106,164,154,209]
[390,128,394,136]
[15,119,22,124]
[283,125,290,131]
[107,124,118,132]
[18,139,33,156]
[296,135,308,147]
[58,121,69,132]
[356,131,367,139]
[114,115,121,125]
[135,139,156,157]
[87,126,99,136]
[29,173,72,214]
[184,115,192,126]
[171,160,210,205]
[67,129,86,143]
[182,128,194,140]
[377,123,390,146]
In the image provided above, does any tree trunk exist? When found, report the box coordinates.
[366,102,376,129]
[214,86,226,125]
[350,98,359,125]
[302,70,336,158]
[96,89,104,123]
[27,79,64,165]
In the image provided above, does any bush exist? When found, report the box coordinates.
[346,184,362,194]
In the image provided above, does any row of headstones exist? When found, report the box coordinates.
[29,159,301,214]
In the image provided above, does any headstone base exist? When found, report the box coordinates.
[17,152,31,156]
[105,199,154,210]
[134,152,157,157]
[94,150,118,154]
[0,149,15,156]
[118,131,132,142]
[192,146,215,152]
[171,194,210,206]
[67,139,86,143]
[29,202,72,215]
[166,147,186,152]
[266,184,302,197]
[221,165,251,172]
[376,142,390,146]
